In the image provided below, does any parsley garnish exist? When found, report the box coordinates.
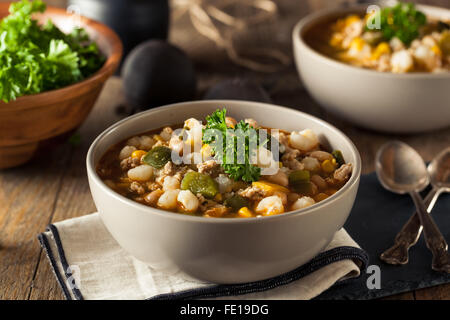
[0,0,105,102]
[366,2,427,45]
[203,108,262,182]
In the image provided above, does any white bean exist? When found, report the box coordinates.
[160,127,173,141]
[301,156,320,171]
[255,196,284,216]
[184,125,203,148]
[169,135,183,155]
[391,50,413,73]
[119,145,137,160]
[215,174,233,193]
[139,135,155,150]
[389,37,404,52]
[289,129,319,151]
[184,118,202,129]
[177,190,199,212]
[127,164,153,182]
[245,118,258,128]
[157,189,180,210]
[163,176,180,191]
[126,137,141,148]
[291,196,315,210]
[257,147,274,168]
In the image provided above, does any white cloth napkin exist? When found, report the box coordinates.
[38,212,367,300]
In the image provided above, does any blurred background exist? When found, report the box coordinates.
[13,0,447,91]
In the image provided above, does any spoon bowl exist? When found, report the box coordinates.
[375,141,430,195]
[429,146,450,192]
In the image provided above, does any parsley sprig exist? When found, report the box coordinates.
[202,108,262,182]
[0,0,105,102]
[366,2,427,45]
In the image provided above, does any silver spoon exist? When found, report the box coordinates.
[376,141,450,273]
[380,147,450,267]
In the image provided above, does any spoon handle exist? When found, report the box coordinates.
[380,187,440,265]
[410,191,450,273]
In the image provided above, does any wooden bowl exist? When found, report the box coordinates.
[0,3,122,169]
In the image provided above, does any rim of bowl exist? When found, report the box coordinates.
[0,3,123,111]
[292,4,450,79]
[86,100,362,224]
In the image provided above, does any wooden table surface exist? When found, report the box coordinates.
[0,0,449,300]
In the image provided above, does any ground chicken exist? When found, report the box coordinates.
[197,160,223,177]
[334,163,353,182]
[120,157,140,171]
[204,205,229,218]
[238,186,266,202]
[281,148,305,170]
[162,161,175,176]
[130,181,145,195]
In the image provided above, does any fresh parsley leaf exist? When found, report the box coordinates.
[366,2,427,45]
[0,0,104,102]
[203,108,262,182]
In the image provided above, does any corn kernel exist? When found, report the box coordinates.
[329,33,343,47]
[214,193,223,202]
[314,193,329,202]
[371,42,391,60]
[278,161,283,168]
[131,150,147,159]
[201,144,212,158]
[321,160,336,173]
[345,15,360,26]
[350,37,365,51]
[252,181,290,195]
[238,207,253,218]
[431,45,442,56]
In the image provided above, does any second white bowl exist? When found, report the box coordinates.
[293,5,450,133]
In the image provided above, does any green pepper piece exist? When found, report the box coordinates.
[224,195,249,211]
[332,150,345,166]
[181,172,219,198]
[142,146,172,169]
[292,181,313,195]
[289,170,310,186]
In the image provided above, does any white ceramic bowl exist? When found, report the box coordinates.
[86,100,361,284]
[293,4,450,133]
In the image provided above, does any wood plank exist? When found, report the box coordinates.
[28,78,126,300]
[415,283,450,300]
[382,292,415,300]
[0,137,72,299]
